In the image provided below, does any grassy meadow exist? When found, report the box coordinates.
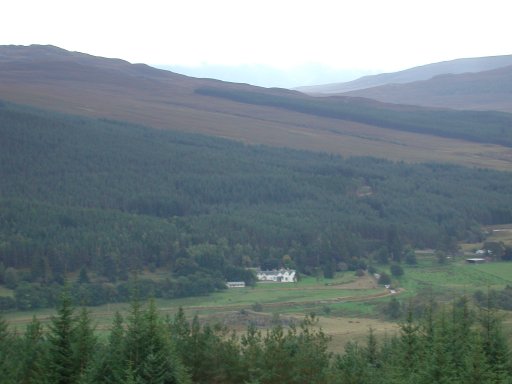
[3,251,512,351]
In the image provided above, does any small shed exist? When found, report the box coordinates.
[226,281,246,288]
[466,258,486,264]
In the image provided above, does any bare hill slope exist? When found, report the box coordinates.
[1,45,511,169]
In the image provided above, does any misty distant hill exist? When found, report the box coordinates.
[297,55,512,95]
[157,63,374,88]
[341,64,512,112]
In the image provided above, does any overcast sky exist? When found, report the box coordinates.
[2,0,511,87]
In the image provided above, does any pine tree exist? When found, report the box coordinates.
[124,361,143,384]
[141,300,190,384]
[169,307,190,357]
[46,288,77,384]
[462,333,492,384]
[449,296,474,376]
[364,327,379,368]
[240,323,265,383]
[123,298,190,384]
[0,314,8,342]
[123,297,147,380]
[140,350,168,384]
[106,311,127,383]
[89,311,126,384]
[423,315,455,384]
[478,304,511,383]
[140,300,170,384]
[73,307,97,380]
[395,305,422,383]
[0,314,17,384]
[335,341,371,384]
[17,316,48,384]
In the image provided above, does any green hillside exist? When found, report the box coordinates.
[1,102,512,308]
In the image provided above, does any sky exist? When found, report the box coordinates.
[2,0,511,87]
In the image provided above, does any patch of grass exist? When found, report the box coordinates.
[2,273,387,330]
[471,262,512,283]
[0,286,14,297]
[5,260,512,339]
[395,259,512,298]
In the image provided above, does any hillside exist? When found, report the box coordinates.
[1,102,512,308]
[340,65,512,112]
[296,54,512,94]
[1,45,512,170]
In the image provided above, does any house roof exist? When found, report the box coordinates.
[257,269,295,276]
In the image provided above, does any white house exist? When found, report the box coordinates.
[256,269,297,283]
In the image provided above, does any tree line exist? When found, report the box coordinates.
[195,86,512,147]
[1,292,511,383]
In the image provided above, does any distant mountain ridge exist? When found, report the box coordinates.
[342,64,512,112]
[297,54,512,94]
[0,44,182,80]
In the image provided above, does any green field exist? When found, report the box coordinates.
[3,256,512,349]
[4,247,512,344]
[393,254,512,300]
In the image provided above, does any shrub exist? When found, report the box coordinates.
[390,264,404,277]
[378,272,391,285]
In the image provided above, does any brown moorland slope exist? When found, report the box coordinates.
[1,45,511,170]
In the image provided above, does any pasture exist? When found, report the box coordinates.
[3,254,512,351]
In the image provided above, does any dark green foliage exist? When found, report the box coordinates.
[239,315,332,384]
[3,290,512,384]
[47,289,77,384]
[436,250,448,264]
[478,305,511,382]
[0,314,16,383]
[73,308,97,379]
[385,297,402,319]
[4,267,19,289]
[404,248,418,265]
[335,342,378,384]
[2,102,512,307]
[390,263,404,277]
[386,226,403,263]
[335,298,512,384]
[474,285,512,310]
[91,311,126,383]
[484,241,506,259]
[376,247,390,264]
[0,262,5,284]
[378,272,391,285]
[323,260,336,278]
[502,246,512,261]
[121,299,190,384]
[17,317,48,384]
